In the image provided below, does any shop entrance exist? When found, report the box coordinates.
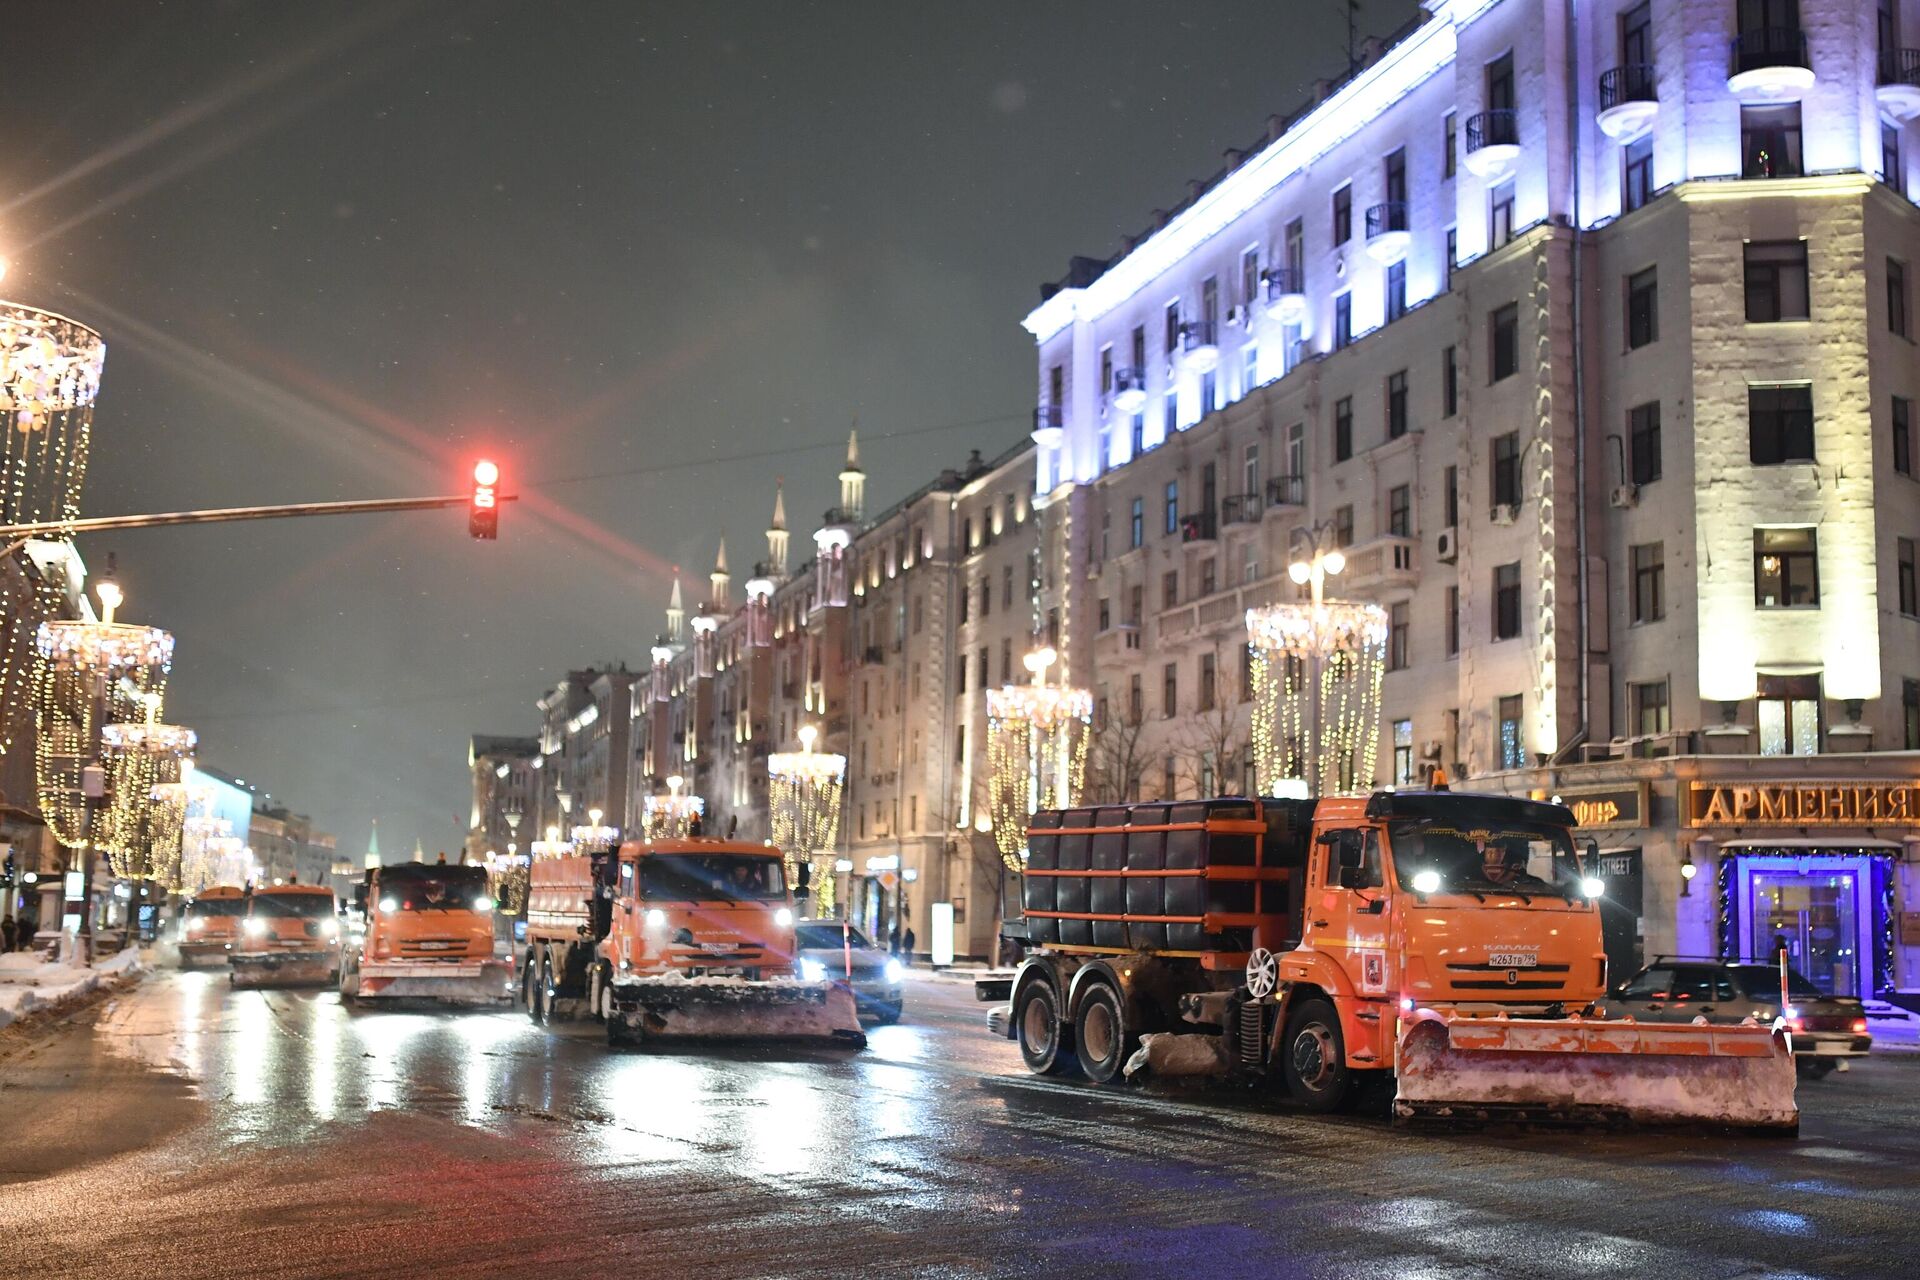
[1590,847,1643,988]
[1733,852,1880,997]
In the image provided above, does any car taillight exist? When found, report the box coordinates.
[1788,1017,1805,1032]
[1852,1019,1868,1034]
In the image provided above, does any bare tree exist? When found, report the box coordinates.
[1170,639,1250,799]
[1083,705,1148,806]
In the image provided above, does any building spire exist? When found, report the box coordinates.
[838,426,866,522]
[666,571,685,642]
[767,479,790,576]
[710,538,731,607]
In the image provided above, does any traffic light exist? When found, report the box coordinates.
[469,459,499,540]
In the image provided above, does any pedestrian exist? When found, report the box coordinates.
[1770,932,1791,964]
[902,924,916,966]
[1,914,15,953]
[888,922,901,956]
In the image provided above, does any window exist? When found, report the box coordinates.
[1284,217,1305,285]
[1622,135,1652,213]
[1386,370,1408,439]
[1129,497,1144,549]
[1744,241,1808,321]
[1490,304,1518,381]
[958,581,970,624]
[1163,570,1179,610]
[957,654,968,693]
[1285,421,1305,479]
[1629,402,1662,484]
[1754,527,1819,607]
[1388,602,1410,670]
[1758,673,1821,756]
[1163,663,1178,718]
[1493,563,1522,640]
[1199,557,1216,597]
[1907,679,1920,750]
[1891,258,1910,338]
[1631,542,1664,623]
[1633,680,1671,737]
[1129,674,1144,723]
[1130,412,1145,458]
[1199,652,1217,710]
[1001,638,1012,683]
[1098,598,1110,632]
[1385,260,1407,323]
[1164,389,1178,438]
[1241,247,1260,309]
[1333,505,1354,548]
[1003,565,1014,609]
[1491,432,1520,510]
[977,647,989,687]
[1626,267,1658,349]
[1444,227,1457,291]
[1333,184,1352,245]
[1334,396,1353,462]
[1442,346,1458,416]
[1131,324,1147,376]
[1242,444,1260,498]
[1741,104,1802,178]
[1385,146,1407,209]
[1443,111,1457,179]
[1128,584,1143,626]
[1885,121,1904,192]
[1334,292,1352,350]
[1388,484,1411,538]
[1902,537,1918,617]
[1443,465,1459,527]
[1164,481,1179,535]
[1489,181,1515,249]
[1488,50,1514,112]
[1444,585,1460,656]
[1164,300,1181,361]
[1242,344,1258,394]
[1749,384,1815,464]
[1896,396,1913,476]
[1497,694,1525,769]
[1393,719,1415,786]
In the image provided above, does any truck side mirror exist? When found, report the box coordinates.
[796,862,812,894]
[1336,835,1365,873]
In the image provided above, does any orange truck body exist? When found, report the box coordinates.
[339,862,511,1005]
[178,884,247,965]
[230,884,341,989]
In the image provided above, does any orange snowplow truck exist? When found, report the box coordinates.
[1000,790,1796,1131]
[523,837,864,1049]
[338,862,513,1006]
[230,883,341,989]
[178,884,247,966]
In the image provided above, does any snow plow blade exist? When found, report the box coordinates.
[230,953,335,989]
[1394,1013,1797,1132]
[609,978,866,1048]
[351,960,513,1005]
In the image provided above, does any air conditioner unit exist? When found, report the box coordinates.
[1435,525,1459,563]
[1609,484,1639,509]
[1489,503,1517,527]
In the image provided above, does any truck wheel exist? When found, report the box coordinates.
[1015,979,1077,1076]
[1074,982,1131,1085]
[586,964,608,1023]
[337,957,358,1004]
[1282,998,1352,1112]
[521,958,540,1022]
[536,955,557,1024]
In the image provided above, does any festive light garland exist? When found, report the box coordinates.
[643,775,706,839]
[0,560,60,757]
[34,643,171,849]
[1246,600,1386,796]
[768,729,845,880]
[177,813,235,895]
[986,659,1092,872]
[97,708,197,880]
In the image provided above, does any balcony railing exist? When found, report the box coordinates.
[1365,201,1409,238]
[1032,403,1063,433]
[1464,109,1519,153]
[1110,367,1147,412]
[1264,474,1305,508]
[1178,511,1218,543]
[1881,48,1920,86]
[1878,49,1920,121]
[1262,268,1307,323]
[1220,492,1263,525]
[1340,534,1420,595]
[1599,63,1657,110]
[1730,27,1808,77]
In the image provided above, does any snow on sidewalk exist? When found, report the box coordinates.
[0,946,147,1030]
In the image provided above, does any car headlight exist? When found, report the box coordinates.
[774,907,793,927]
[379,897,399,915]
[644,908,667,929]
[884,959,904,985]
[1411,869,1441,894]
[1581,877,1606,899]
[243,918,268,937]
[798,958,827,982]
[473,896,494,914]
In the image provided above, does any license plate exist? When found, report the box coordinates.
[414,941,458,951]
[1488,952,1538,968]
[698,942,736,954]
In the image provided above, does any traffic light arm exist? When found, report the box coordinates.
[0,492,520,541]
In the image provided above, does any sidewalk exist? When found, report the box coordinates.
[1866,1000,1920,1053]
[907,964,1016,986]
[0,947,148,1030]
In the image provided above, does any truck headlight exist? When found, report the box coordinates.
[1580,877,1606,899]
[320,919,339,939]
[644,908,667,929]
[243,918,268,937]
[473,896,494,914]
[799,958,827,982]
[774,907,793,927]
[185,917,203,934]
[884,959,904,985]
[379,897,399,914]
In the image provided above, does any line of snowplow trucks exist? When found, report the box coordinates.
[229,882,342,990]
[522,836,865,1049]
[338,861,514,1006]
[998,788,1797,1131]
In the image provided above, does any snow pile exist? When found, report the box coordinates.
[0,946,148,1030]
[1864,1000,1920,1052]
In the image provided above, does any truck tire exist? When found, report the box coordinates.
[536,953,557,1024]
[1015,978,1077,1076]
[1073,981,1130,1085]
[522,956,541,1023]
[1282,998,1352,1112]
[337,955,359,1005]
[586,964,608,1023]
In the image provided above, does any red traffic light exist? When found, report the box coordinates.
[469,459,500,540]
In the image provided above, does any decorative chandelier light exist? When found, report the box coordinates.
[987,647,1091,872]
[643,774,705,840]
[768,723,845,904]
[527,823,573,860]
[1247,525,1387,797]
[96,698,197,879]
[177,813,234,895]
[569,807,620,851]
[144,779,193,888]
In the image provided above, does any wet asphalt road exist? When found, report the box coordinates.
[1,969,1917,1280]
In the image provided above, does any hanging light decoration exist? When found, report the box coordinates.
[643,774,705,840]
[95,699,197,880]
[768,724,845,902]
[178,814,234,895]
[987,647,1092,872]
[569,806,620,852]
[145,778,193,889]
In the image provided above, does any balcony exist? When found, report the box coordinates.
[1339,534,1419,596]
[1110,367,1147,414]
[1596,63,1658,140]
[1031,403,1064,448]
[1178,510,1217,544]
[1263,474,1306,511]
[1462,109,1520,179]
[1262,268,1308,324]
[1363,202,1411,264]
[1179,320,1220,374]
[1728,28,1812,103]
[1094,624,1142,662]
[1879,49,1920,121]
[1220,492,1263,526]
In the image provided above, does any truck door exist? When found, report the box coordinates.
[1310,827,1392,999]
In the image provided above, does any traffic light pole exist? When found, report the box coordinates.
[0,492,520,545]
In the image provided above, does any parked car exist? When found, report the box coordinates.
[794,921,903,1024]
[1600,957,1871,1077]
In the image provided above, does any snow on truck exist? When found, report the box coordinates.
[522,836,865,1048]
[996,789,1797,1131]
[338,861,513,1006]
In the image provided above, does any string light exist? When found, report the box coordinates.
[769,723,845,886]
[987,647,1091,871]
[643,774,706,839]
[1247,600,1386,795]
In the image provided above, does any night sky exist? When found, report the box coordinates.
[2,1,1412,858]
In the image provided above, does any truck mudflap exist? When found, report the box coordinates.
[353,959,514,1005]
[608,976,866,1048]
[1394,1012,1798,1132]
[230,950,336,989]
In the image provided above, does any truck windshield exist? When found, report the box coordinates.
[250,894,337,918]
[187,899,246,918]
[639,855,786,903]
[379,867,490,910]
[1388,820,1582,901]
